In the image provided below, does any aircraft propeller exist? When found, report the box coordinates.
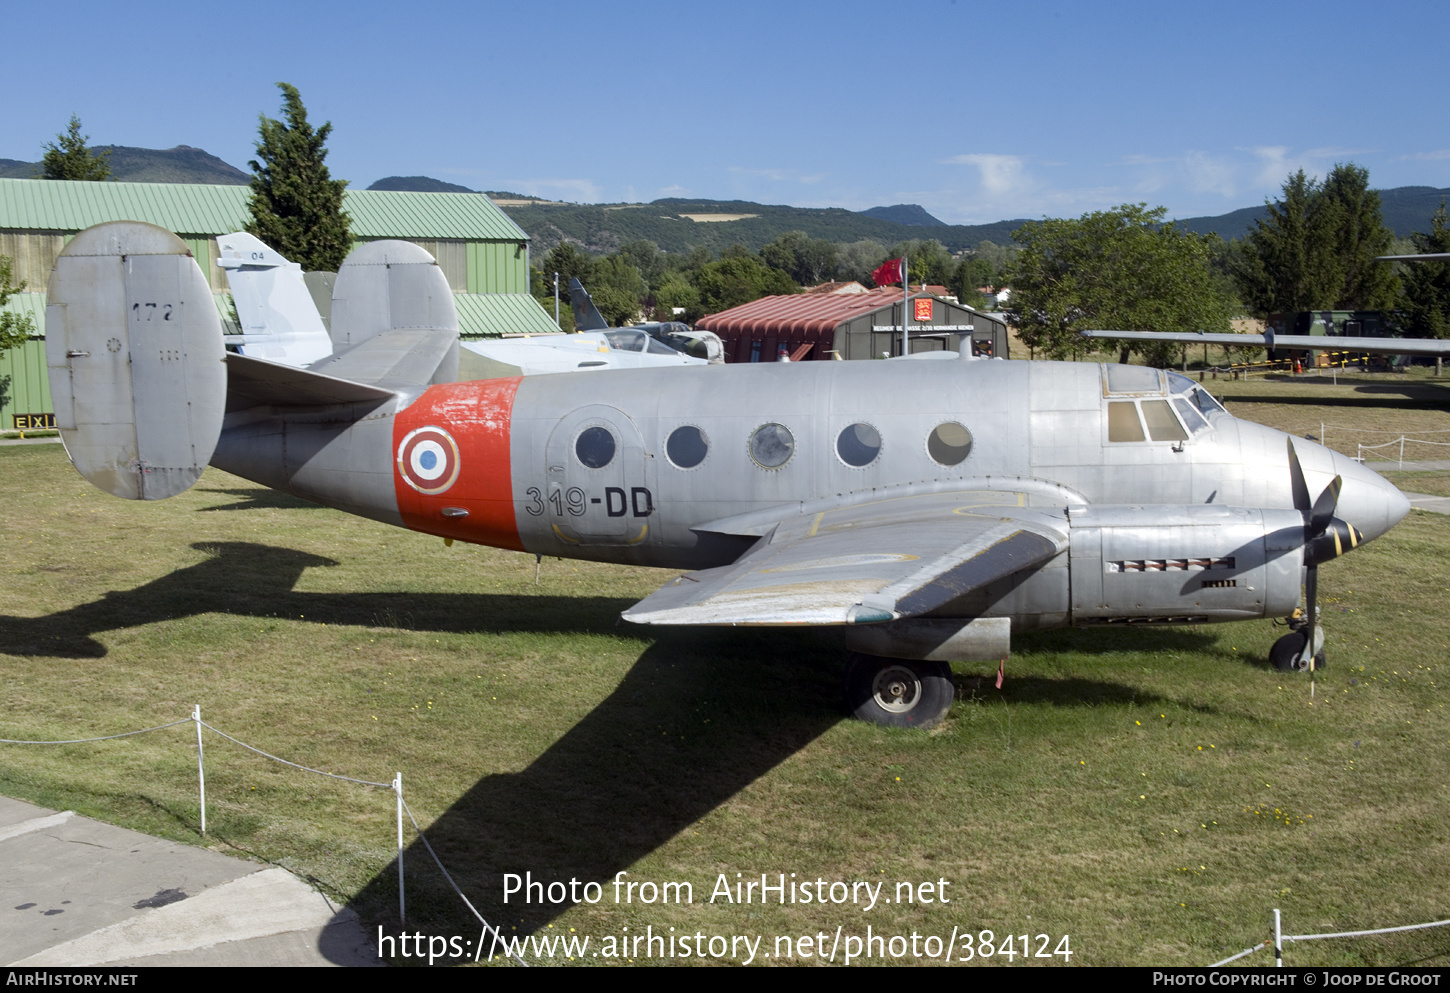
[1278,438,1363,671]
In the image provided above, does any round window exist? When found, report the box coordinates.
[927,422,972,466]
[749,423,795,469]
[575,426,617,468]
[666,425,709,469]
[836,422,882,467]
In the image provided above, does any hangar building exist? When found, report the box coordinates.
[695,289,1009,363]
[0,178,557,428]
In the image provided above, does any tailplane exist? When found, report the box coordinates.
[46,222,460,501]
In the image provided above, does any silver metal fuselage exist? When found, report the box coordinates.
[215,357,1408,641]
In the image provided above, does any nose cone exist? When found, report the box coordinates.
[1331,450,1411,544]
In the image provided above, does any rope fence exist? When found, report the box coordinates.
[1209,908,1450,967]
[0,706,527,966]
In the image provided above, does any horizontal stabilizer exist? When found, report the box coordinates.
[308,328,459,393]
[224,353,395,408]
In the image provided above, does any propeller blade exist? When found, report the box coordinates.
[1287,438,1311,513]
[1310,476,1343,536]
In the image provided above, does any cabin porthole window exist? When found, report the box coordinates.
[749,422,795,469]
[575,426,617,469]
[836,422,882,467]
[667,425,709,469]
[926,421,972,466]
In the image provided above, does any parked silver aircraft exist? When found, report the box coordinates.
[1080,328,1450,357]
[45,222,1411,727]
[215,232,717,376]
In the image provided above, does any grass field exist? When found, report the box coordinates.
[2,375,1449,967]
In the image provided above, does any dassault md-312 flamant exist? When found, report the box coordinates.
[44,222,1411,726]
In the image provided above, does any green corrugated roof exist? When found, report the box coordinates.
[455,293,559,337]
[346,190,525,240]
[0,178,526,241]
[0,291,45,332]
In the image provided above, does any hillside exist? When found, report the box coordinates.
[1176,185,1450,240]
[0,145,248,184]
[501,198,1029,255]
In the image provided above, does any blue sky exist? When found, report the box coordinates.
[7,0,1447,226]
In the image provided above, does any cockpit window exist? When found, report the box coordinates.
[1141,399,1188,441]
[1105,365,1165,395]
[1167,372,1227,416]
[1173,397,1208,434]
[1107,402,1146,442]
[646,336,679,356]
[604,330,646,352]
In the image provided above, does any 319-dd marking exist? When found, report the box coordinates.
[524,486,654,518]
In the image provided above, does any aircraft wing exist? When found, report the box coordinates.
[622,490,1068,626]
[1080,329,1450,357]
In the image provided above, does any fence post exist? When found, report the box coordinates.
[193,705,206,837]
[1274,908,1283,967]
[396,772,405,924]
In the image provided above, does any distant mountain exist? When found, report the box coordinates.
[1175,185,1450,240]
[368,175,478,194]
[501,197,1029,256]
[0,145,248,184]
[859,204,946,226]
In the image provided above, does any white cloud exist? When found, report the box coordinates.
[943,153,1030,197]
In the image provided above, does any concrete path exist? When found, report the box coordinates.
[0,796,380,967]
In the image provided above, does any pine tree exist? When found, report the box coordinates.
[1400,202,1450,340]
[246,83,351,272]
[1230,165,1399,315]
[1320,164,1400,310]
[40,115,111,181]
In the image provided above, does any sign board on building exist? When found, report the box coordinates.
[12,413,54,430]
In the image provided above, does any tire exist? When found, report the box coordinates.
[843,653,954,728]
[1270,632,1326,672]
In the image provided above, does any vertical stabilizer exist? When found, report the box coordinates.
[330,240,458,350]
[569,277,610,331]
[216,231,333,366]
[45,222,226,500]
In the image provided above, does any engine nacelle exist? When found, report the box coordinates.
[1069,505,1304,624]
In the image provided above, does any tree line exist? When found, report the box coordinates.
[532,233,1019,329]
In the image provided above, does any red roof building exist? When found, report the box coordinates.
[696,291,1008,362]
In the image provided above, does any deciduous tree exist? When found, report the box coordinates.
[246,84,351,273]
[41,115,111,181]
[1006,204,1234,363]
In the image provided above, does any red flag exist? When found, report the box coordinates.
[872,257,903,287]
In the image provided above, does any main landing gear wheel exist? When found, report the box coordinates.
[843,654,954,728]
[1270,630,1326,672]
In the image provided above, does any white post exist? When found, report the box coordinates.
[395,772,405,924]
[193,705,206,837]
[1273,908,1283,967]
[553,273,560,328]
[901,257,910,357]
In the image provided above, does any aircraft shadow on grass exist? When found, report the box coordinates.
[0,539,1239,965]
[0,542,646,658]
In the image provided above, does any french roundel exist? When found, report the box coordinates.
[397,426,461,495]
